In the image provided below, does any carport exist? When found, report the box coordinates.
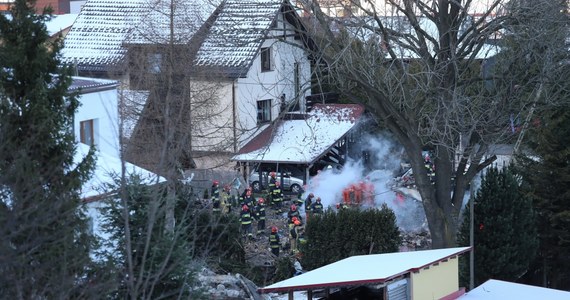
[232,104,365,191]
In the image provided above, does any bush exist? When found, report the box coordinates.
[300,204,401,270]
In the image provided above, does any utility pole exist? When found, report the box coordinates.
[469,179,475,290]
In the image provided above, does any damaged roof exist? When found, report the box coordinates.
[232,104,365,164]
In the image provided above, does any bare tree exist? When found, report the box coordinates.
[298,0,569,247]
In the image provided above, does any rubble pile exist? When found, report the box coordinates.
[195,268,266,300]
[399,230,432,251]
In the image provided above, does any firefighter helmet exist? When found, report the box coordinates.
[213,180,219,186]
[309,193,314,197]
[316,197,321,202]
[258,198,264,204]
[270,171,276,178]
[271,226,278,233]
[242,205,249,211]
[291,204,296,211]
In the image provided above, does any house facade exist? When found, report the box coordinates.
[70,76,120,158]
[62,0,313,175]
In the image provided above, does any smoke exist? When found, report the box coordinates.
[303,133,427,232]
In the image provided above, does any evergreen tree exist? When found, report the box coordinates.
[98,176,202,299]
[301,205,401,270]
[457,166,537,288]
[97,175,245,298]
[0,0,97,298]
[515,107,570,290]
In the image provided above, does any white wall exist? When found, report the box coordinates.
[74,87,120,158]
[235,12,312,146]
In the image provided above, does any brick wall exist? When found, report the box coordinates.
[35,0,69,14]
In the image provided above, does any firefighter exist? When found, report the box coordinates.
[221,184,231,213]
[239,205,253,240]
[268,171,277,192]
[272,181,284,213]
[289,217,302,254]
[211,180,221,213]
[310,197,324,215]
[287,204,302,225]
[269,226,280,256]
[240,188,255,209]
[304,193,314,209]
[336,202,349,210]
[254,198,267,234]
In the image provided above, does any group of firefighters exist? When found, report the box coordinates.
[209,172,330,256]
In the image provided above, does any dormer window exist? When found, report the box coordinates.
[260,47,272,72]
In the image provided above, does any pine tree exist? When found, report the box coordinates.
[98,176,202,299]
[97,175,245,298]
[301,205,401,270]
[0,0,97,298]
[515,107,570,290]
[457,166,538,288]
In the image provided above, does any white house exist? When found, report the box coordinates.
[61,0,314,171]
[70,76,121,158]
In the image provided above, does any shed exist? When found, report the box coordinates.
[259,247,471,300]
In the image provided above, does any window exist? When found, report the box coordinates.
[148,53,162,74]
[257,99,271,124]
[80,119,94,146]
[260,47,272,72]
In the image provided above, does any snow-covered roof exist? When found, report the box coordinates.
[459,279,570,300]
[45,13,78,36]
[62,0,303,76]
[232,104,364,164]
[259,247,471,293]
[75,143,164,199]
[62,0,149,69]
[194,0,284,77]
[69,76,118,93]
[124,0,218,45]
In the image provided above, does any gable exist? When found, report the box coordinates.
[193,0,305,78]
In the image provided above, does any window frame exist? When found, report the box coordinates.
[80,119,95,146]
[257,99,272,124]
[260,47,272,72]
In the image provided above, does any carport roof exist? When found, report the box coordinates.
[258,247,471,294]
[232,103,364,164]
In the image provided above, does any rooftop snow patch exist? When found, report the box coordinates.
[75,143,164,199]
[459,279,570,300]
[194,0,284,75]
[62,0,149,67]
[232,103,364,164]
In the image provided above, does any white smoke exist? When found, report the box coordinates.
[303,133,427,232]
